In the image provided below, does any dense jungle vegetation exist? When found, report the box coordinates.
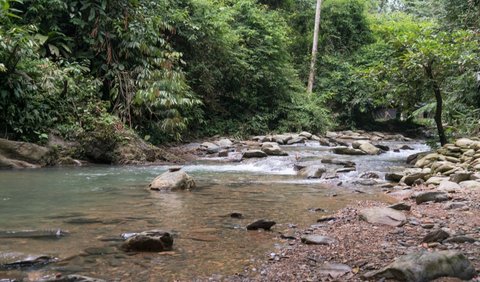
[0,0,479,146]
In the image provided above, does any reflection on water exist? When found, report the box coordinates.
[0,141,428,281]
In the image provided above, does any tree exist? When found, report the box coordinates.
[307,0,322,93]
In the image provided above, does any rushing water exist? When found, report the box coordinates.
[0,141,429,281]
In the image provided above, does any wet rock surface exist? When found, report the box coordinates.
[149,169,196,191]
[246,220,276,231]
[121,230,173,252]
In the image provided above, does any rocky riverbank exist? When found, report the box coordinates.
[225,136,480,281]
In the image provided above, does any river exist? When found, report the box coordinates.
[0,140,428,281]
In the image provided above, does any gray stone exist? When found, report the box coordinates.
[287,136,306,145]
[0,253,57,269]
[359,142,382,155]
[301,235,336,245]
[215,138,233,148]
[459,180,480,189]
[298,165,326,179]
[385,172,404,182]
[333,147,366,156]
[261,142,287,156]
[359,207,406,227]
[455,138,475,148]
[401,173,429,186]
[444,236,477,243]
[42,274,106,282]
[242,150,268,159]
[388,202,411,211]
[246,220,276,231]
[422,229,450,243]
[121,230,173,252]
[437,181,461,193]
[0,138,50,169]
[444,202,468,210]
[425,176,449,185]
[149,170,196,191]
[317,263,352,278]
[415,191,449,204]
[299,131,313,139]
[363,251,476,281]
[449,172,473,183]
[200,142,220,154]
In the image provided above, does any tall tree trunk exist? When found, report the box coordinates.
[425,63,447,146]
[307,0,323,94]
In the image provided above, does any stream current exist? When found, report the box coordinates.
[0,141,429,281]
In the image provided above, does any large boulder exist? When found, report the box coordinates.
[455,138,476,149]
[149,170,196,191]
[0,138,51,168]
[363,251,476,281]
[121,230,173,252]
[215,138,233,148]
[359,207,406,227]
[298,165,327,179]
[261,142,288,156]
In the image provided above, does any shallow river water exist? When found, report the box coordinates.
[0,141,429,281]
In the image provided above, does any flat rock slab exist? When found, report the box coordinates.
[317,263,351,278]
[301,235,336,245]
[359,207,406,227]
[416,191,449,204]
[363,251,476,281]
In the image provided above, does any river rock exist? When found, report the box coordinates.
[261,142,287,156]
[287,136,306,145]
[215,138,233,148]
[121,230,173,252]
[449,172,473,183]
[459,180,480,189]
[298,165,326,179]
[363,251,476,281]
[272,134,292,144]
[385,172,404,182]
[425,176,449,185]
[317,263,352,278]
[388,202,411,211]
[301,235,336,245]
[149,170,196,191]
[299,131,313,139]
[415,153,440,168]
[455,138,475,148]
[0,229,67,239]
[400,173,429,186]
[415,191,449,204]
[444,201,468,210]
[422,229,450,243]
[437,181,461,193]
[359,142,381,155]
[359,207,406,227]
[200,142,220,154]
[0,253,57,269]
[333,147,366,156]
[246,220,276,231]
[242,150,268,159]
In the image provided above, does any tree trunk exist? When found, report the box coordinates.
[307,0,323,94]
[425,63,447,146]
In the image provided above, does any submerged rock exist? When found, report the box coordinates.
[41,274,106,282]
[121,230,173,252]
[0,253,57,270]
[246,220,276,231]
[149,170,196,191]
[0,229,67,239]
[359,207,406,227]
[363,251,476,281]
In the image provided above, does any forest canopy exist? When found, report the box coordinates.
[0,0,479,145]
